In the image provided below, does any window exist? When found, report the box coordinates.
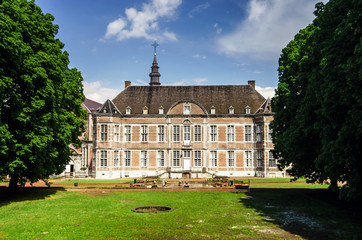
[194,125,201,141]
[114,125,120,142]
[140,151,147,167]
[210,106,215,114]
[124,125,131,142]
[227,125,234,142]
[210,151,217,167]
[269,151,276,167]
[100,150,107,167]
[159,106,164,114]
[141,125,148,142]
[143,106,148,114]
[194,150,201,167]
[245,151,252,167]
[126,106,131,115]
[158,125,165,142]
[173,125,180,142]
[184,126,190,141]
[257,150,263,167]
[268,125,273,141]
[256,125,262,142]
[227,151,235,167]
[245,106,251,114]
[114,150,119,166]
[245,125,252,142]
[184,150,190,158]
[157,151,165,167]
[184,105,190,115]
[124,151,131,167]
[210,125,217,142]
[173,151,180,166]
[229,106,234,114]
[101,124,108,141]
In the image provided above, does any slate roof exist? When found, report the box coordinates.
[97,99,121,114]
[112,85,266,115]
[83,98,102,113]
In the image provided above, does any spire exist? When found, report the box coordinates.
[149,40,161,86]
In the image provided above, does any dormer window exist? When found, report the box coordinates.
[126,106,131,115]
[143,106,148,115]
[184,104,191,115]
[210,106,215,114]
[228,106,234,114]
[245,105,251,114]
[159,106,164,114]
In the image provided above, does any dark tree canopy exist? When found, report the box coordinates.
[272,0,362,200]
[0,0,86,188]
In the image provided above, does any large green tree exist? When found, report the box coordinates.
[272,0,361,200]
[0,0,86,188]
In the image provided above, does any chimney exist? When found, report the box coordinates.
[248,80,255,88]
[125,81,131,88]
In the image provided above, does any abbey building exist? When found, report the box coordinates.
[66,52,286,179]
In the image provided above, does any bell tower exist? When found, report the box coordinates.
[149,40,161,86]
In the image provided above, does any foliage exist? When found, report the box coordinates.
[0,0,85,188]
[271,0,362,200]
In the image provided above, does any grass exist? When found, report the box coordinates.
[0,188,360,239]
[51,179,133,185]
[234,177,307,183]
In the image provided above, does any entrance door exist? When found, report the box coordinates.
[183,150,191,171]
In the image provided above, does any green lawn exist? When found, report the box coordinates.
[0,189,360,239]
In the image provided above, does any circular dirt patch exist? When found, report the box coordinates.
[131,206,174,213]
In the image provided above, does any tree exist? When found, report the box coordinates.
[272,0,362,200]
[0,0,86,188]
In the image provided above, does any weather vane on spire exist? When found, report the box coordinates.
[152,39,159,56]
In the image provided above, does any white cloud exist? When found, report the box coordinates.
[188,2,210,18]
[83,81,121,103]
[255,85,276,99]
[104,0,181,41]
[194,78,208,84]
[217,0,326,60]
[213,23,222,34]
[192,54,207,59]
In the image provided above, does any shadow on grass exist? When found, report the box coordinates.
[0,187,66,207]
[238,189,362,240]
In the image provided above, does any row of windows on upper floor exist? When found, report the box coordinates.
[98,149,276,168]
[124,104,252,115]
[99,124,273,143]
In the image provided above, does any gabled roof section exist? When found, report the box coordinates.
[112,85,266,115]
[97,99,121,114]
[256,98,272,114]
[82,98,102,113]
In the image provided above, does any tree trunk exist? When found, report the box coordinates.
[329,178,338,192]
[8,174,19,191]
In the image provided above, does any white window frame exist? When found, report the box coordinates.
[227,125,235,142]
[210,125,217,142]
[124,151,131,167]
[101,124,108,141]
[210,151,217,167]
[114,125,120,142]
[141,125,148,142]
[194,150,201,167]
[227,151,235,167]
[184,125,190,141]
[158,125,165,142]
[268,151,276,168]
[173,125,180,142]
[100,150,107,167]
[256,125,262,142]
[184,105,191,115]
[173,150,180,167]
[245,151,252,167]
[124,125,131,142]
[140,151,147,167]
[114,150,119,167]
[194,125,201,142]
[257,150,263,167]
[245,125,252,142]
[157,150,165,167]
[268,125,273,141]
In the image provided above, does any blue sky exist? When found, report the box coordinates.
[35,0,325,103]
